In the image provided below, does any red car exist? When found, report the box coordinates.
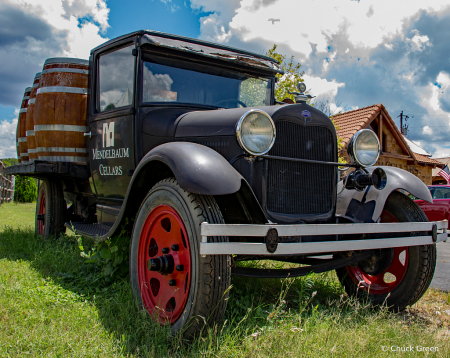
[416,185,450,229]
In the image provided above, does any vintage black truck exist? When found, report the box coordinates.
[8,30,448,338]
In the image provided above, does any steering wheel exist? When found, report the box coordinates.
[213,99,247,108]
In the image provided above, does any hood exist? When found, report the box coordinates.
[175,103,335,138]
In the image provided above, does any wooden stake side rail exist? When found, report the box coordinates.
[6,160,89,180]
[0,161,15,204]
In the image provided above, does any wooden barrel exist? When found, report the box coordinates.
[17,87,32,163]
[26,73,42,161]
[34,58,88,163]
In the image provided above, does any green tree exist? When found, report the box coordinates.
[266,45,305,102]
[266,45,345,162]
[1,158,18,167]
[14,175,37,203]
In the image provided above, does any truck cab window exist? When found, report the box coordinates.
[142,56,272,108]
[98,45,134,111]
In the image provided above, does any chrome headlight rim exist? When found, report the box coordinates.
[348,129,380,167]
[236,109,276,156]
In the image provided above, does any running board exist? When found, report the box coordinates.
[200,220,448,256]
[65,222,110,239]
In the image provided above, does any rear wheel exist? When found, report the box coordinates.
[35,178,66,238]
[336,191,436,311]
[130,178,231,338]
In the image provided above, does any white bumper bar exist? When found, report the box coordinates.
[200,220,448,256]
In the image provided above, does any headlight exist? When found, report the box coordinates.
[236,110,276,156]
[348,129,380,167]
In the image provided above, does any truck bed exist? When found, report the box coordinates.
[6,161,89,180]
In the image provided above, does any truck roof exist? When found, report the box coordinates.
[91,30,283,74]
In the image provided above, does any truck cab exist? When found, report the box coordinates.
[86,31,278,231]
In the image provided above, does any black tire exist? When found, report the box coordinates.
[35,178,66,238]
[336,191,436,311]
[130,178,231,338]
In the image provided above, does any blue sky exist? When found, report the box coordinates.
[105,0,208,39]
[2,0,450,159]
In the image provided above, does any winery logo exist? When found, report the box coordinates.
[92,121,129,176]
[103,122,115,148]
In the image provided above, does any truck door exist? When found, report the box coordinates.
[88,44,136,227]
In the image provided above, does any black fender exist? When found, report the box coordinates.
[336,166,432,223]
[133,142,242,195]
[93,142,243,242]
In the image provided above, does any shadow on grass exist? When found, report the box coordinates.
[0,226,379,357]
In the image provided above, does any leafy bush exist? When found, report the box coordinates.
[1,158,18,167]
[78,224,130,283]
[14,175,37,203]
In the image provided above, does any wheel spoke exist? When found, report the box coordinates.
[367,272,385,286]
[383,247,408,286]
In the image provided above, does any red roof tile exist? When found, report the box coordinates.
[412,153,444,166]
[332,104,382,147]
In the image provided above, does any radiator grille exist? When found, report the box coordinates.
[266,121,335,216]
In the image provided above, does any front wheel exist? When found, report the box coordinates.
[336,191,436,311]
[130,178,231,338]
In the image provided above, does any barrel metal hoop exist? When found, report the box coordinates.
[28,149,37,153]
[23,96,30,100]
[24,87,32,92]
[36,147,87,153]
[28,98,36,104]
[44,57,89,66]
[18,137,27,142]
[37,86,88,95]
[42,68,89,75]
[34,125,87,132]
[19,108,28,113]
[26,130,35,136]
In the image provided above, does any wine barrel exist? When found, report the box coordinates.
[34,58,88,163]
[17,87,32,163]
[26,73,42,161]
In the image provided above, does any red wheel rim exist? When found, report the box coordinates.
[38,191,45,235]
[346,210,409,295]
[137,205,191,324]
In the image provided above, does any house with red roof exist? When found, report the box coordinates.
[333,104,443,185]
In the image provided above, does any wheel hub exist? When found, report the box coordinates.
[358,248,394,276]
[147,254,174,274]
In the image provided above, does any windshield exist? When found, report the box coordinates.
[142,56,272,108]
[429,186,450,199]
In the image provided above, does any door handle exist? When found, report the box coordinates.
[84,131,92,138]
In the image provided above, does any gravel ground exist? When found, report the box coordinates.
[430,240,450,292]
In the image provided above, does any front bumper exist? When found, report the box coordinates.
[200,220,448,256]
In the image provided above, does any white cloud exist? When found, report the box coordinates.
[303,73,344,99]
[0,117,18,159]
[9,0,110,59]
[203,0,450,57]
[422,125,433,135]
[199,13,233,42]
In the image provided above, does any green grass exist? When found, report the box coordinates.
[0,202,449,357]
[0,201,36,230]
